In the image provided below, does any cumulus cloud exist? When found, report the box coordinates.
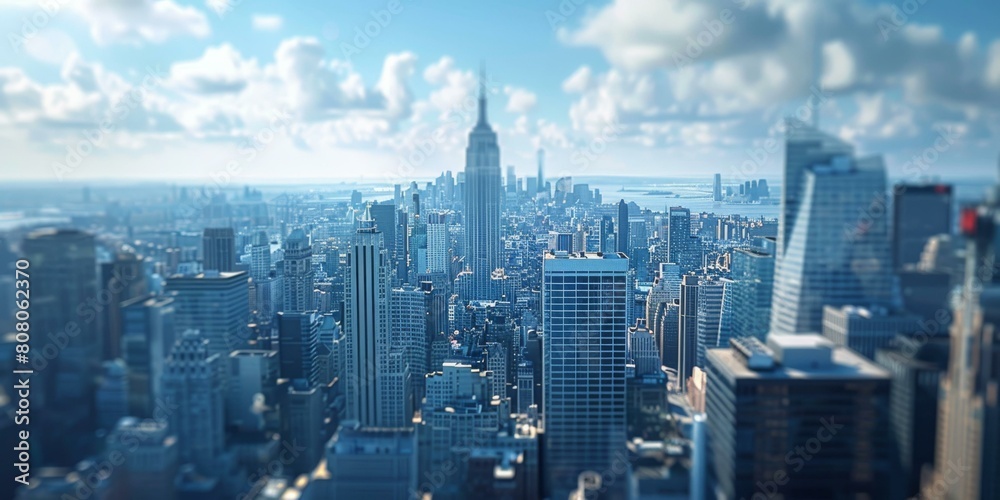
[558,0,1000,163]
[169,44,260,94]
[505,87,537,114]
[79,0,211,45]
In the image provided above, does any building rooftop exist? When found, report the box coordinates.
[544,250,627,260]
[708,334,890,381]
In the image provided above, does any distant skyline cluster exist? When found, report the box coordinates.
[0,0,998,182]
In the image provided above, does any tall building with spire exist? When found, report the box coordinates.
[344,205,406,427]
[463,67,503,300]
[930,195,1000,500]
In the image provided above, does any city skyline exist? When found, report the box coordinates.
[3,2,1000,500]
[1,0,999,183]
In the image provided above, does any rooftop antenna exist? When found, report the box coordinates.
[477,61,488,126]
[812,29,822,129]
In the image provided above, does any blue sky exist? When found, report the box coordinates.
[0,0,998,185]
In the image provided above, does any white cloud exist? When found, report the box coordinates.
[22,29,76,66]
[821,40,856,91]
[562,66,593,93]
[505,87,537,114]
[987,41,1000,90]
[376,52,417,120]
[252,14,283,32]
[169,44,260,94]
[557,0,1000,165]
[79,0,211,46]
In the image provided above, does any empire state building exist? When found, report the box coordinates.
[463,70,503,300]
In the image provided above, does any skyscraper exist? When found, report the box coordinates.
[770,133,895,333]
[647,263,682,373]
[249,230,271,281]
[875,336,949,498]
[677,275,699,385]
[695,276,726,369]
[409,213,427,280]
[463,70,503,300]
[600,215,615,254]
[391,286,428,406]
[106,418,179,500]
[165,270,250,354]
[344,206,400,427]
[667,206,692,270]
[282,228,314,312]
[712,173,722,202]
[417,361,498,496]
[426,211,450,275]
[778,118,855,256]
[617,199,630,255]
[931,202,1000,499]
[161,330,225,473]
[277,311,320,386]
[369,202,400,279]
[705,335,893,499]
[100,250,148,361]
[202,227,235,272]
[729,244,775,341]
[121,295,176,418]
[280,379,325,475]
[892,183,952,270]
[543,251,629,498]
